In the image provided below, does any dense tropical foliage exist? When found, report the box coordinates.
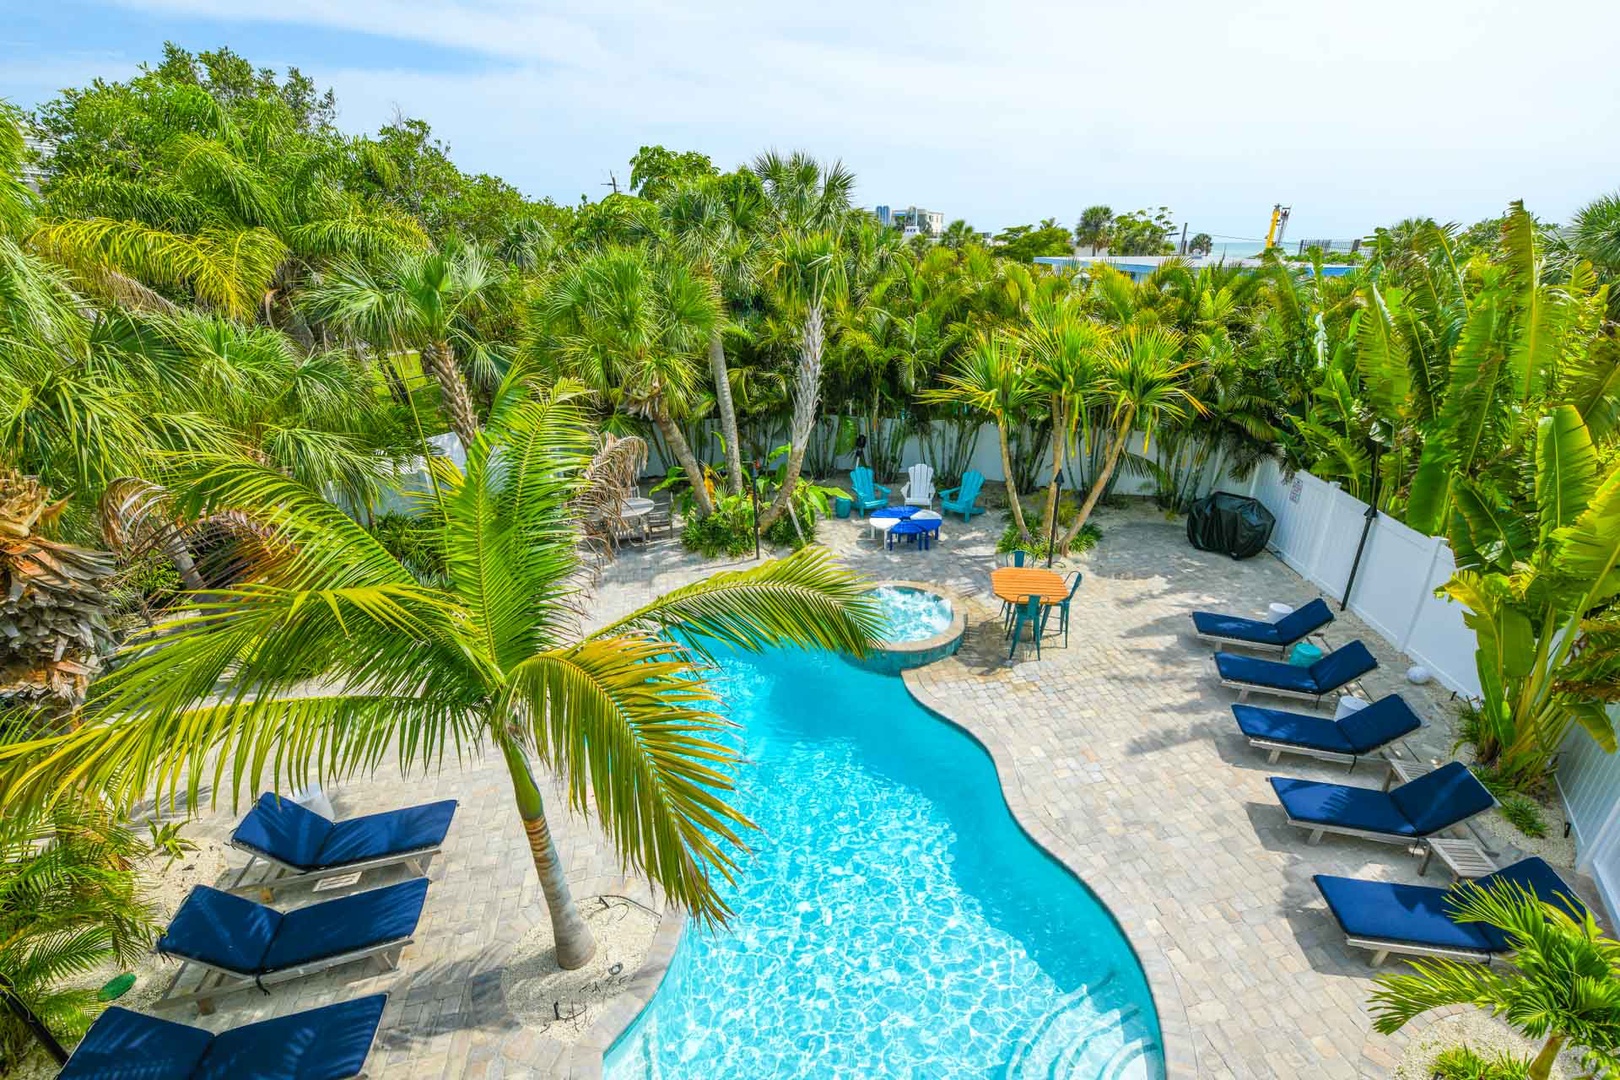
[2,42,1620,1061]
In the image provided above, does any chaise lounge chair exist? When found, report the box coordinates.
[1233,694,1422,767]
[1269,760,1495,846]
[156,878,429,1012]
[1313,857,1584,966]
[1191,598,1333,653]
[60,994,388,1079]
[1212,639,1377,705]
[228,793,457,898]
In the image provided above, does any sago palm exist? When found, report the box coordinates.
[0,384,881,969]
[1370,881,1620,1080]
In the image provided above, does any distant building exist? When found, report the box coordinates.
[21,136,50,192]
[875,204,944,239]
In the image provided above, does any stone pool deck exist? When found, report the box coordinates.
[134,501,1598,1079]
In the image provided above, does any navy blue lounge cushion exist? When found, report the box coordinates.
[1336,696,1423,753]
[1270,761,1492,839]
[1193,598,1334,646]
[1314,857,1584,956]
[315,800,457,869]
[1234,695,1420,755]
[1314,874,1505,954]
[1216,641,1377,694]
[1270,775,1415,835]
[1388,762,1495,836]
[157,886,282,975]
[1215,652,1318,692]
[232,794,333,870]
[234,795,458,871]
[195,994,388,1080]
[59,995,387,1080]
[58,1006,214,1078]
[261,878,430,971]
[157,879,428,975]
[1234,705,1357,753]
[1309,640,1378,692]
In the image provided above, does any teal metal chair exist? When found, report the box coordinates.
[1048,571,1083,647]
[940,471,987,522]
[1000,549,1036,632]
[848,466,890,517]
[1008,595,1048,661]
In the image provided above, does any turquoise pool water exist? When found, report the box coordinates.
[872,585,953,643]
[604,648,1162,1079]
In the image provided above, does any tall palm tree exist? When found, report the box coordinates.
[0,386,882,969]
[655,179,768,494]
[533,246,721,517]
[921,331,1036,542]
[303,245,503,448]
[1074,206,1113,255]
[1023,302,1110,537]
[1061,325,1203,548]
[1370,882,1620,1080]
[757,230,848,530]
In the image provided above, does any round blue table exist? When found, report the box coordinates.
[872,505,919,520]
[887,518,941,550]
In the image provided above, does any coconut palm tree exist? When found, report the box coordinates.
[1370,881,1620,1080]
[303,245,503,449]
[532,245,722,517]
[0,385,882,970]
[1060,324,1203,548]
[1074,206,1113,255]
[921,331,1037,542]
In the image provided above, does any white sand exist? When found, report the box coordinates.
[501,894,660,1044]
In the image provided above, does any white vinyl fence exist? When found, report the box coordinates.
[1240,459,1480,698]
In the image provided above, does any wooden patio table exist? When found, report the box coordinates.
[990,567,1070,606]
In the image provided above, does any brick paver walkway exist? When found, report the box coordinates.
[148,500,1587,1078]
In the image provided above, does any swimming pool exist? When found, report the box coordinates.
[604,648,1162,1079]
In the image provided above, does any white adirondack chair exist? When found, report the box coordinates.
[902,463,936,507]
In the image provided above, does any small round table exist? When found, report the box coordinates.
[868,504,917,542]
[887,518,941,550]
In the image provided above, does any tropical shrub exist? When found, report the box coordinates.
[0,797,159,1070]
[1432,1047,1532,1080]
[1371,881,1620,1080]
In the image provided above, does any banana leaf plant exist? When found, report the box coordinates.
[1440,404,1620,782]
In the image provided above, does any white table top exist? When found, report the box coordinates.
[620,497,655,518]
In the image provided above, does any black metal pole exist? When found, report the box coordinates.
[4,991,68,1066]
[1046,472,1062,568]
[750,459,761,561]
[1340,441,1381,611]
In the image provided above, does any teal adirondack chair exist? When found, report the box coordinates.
[849,466,890,517]
[940,470,987,522]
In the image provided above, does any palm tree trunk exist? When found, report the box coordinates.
[1529,1032,1565,1080]
[759,301,824,532]
[997,419,1031,542]
[500,741,597,970]
[655,405,715,518]
[1063,417,1129,548]
[422,340,481,449]
[1042,396,1067,537]
[710,332,745,495]
[165,535,206,592]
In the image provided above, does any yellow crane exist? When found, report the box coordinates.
[1265,204,1292,250]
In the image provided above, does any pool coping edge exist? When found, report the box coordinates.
[901,668,1201,1080]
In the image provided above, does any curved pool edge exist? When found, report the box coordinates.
[566,909,688,1080]
[900,669,1200,1080]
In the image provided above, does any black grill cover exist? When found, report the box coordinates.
[1187,491,1275,559]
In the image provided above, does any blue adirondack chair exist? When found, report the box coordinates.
[939,471,987,522]
[848,466,890,517]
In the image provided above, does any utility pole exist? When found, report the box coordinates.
[1179,222,1188,255]
[602,172,620,196]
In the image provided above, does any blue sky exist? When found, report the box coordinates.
[5,0,1620,245]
